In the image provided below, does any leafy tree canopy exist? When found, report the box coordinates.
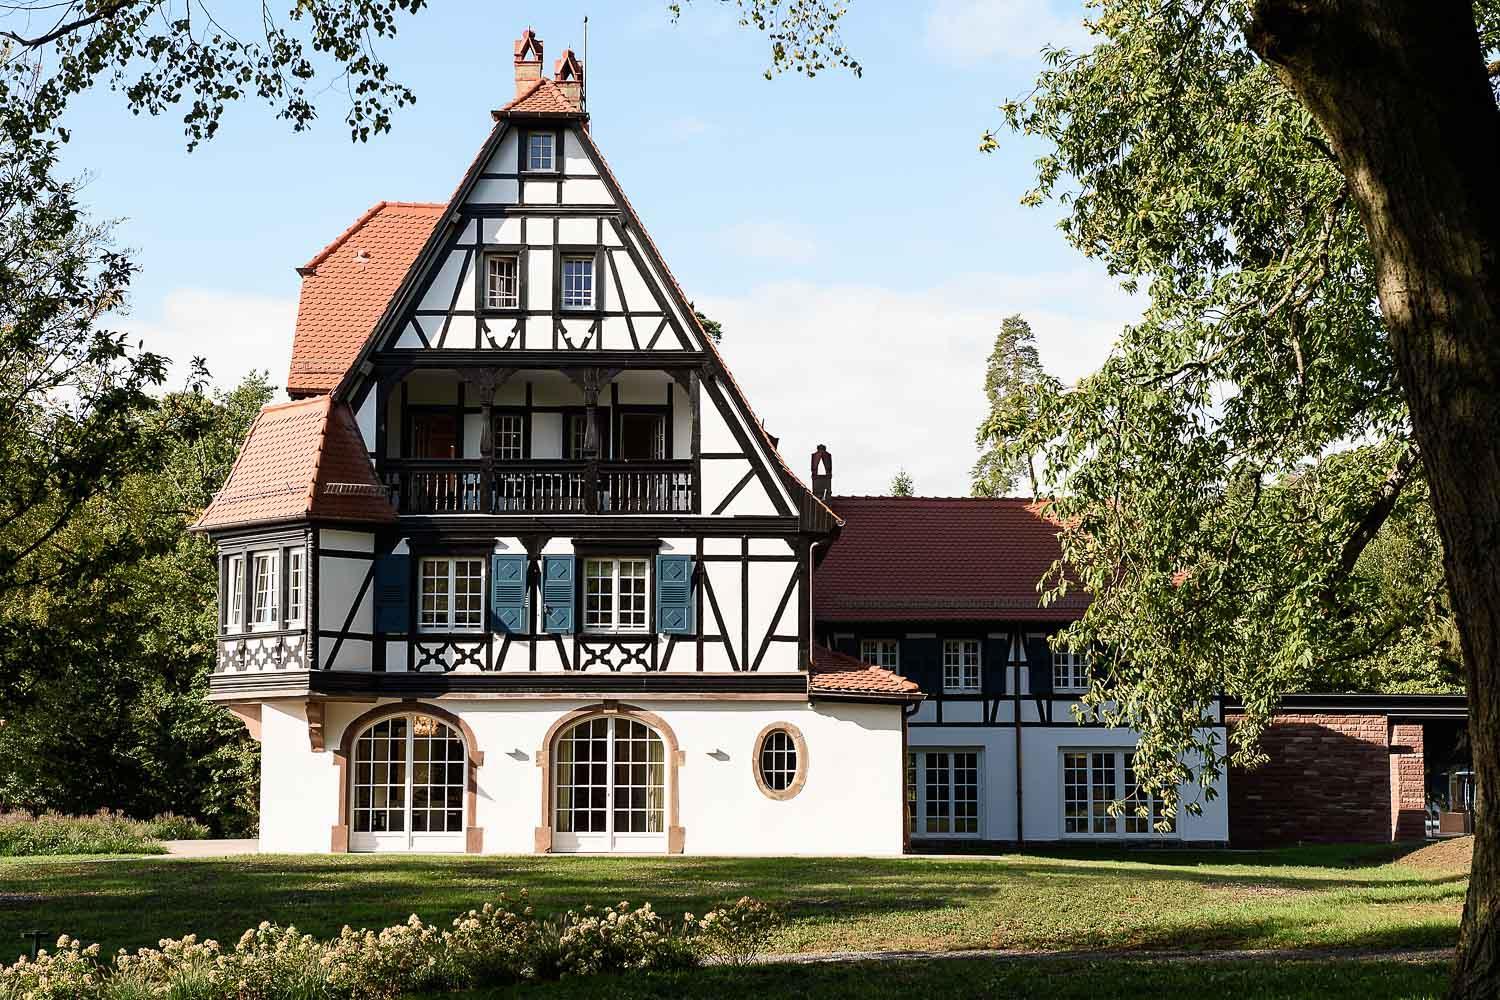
[973,314,1056,498]
[889,468,914,497]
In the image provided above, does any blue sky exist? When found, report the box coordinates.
[59,0,1131,496]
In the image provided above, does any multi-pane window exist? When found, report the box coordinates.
[494,414,524,461]
[286,550,304,624]
[251,552,279,628]
[908,750,981,837]
[1053,649,1090,692]
[860,639,900,671]
[526,132,555,171]
[942,639,981,693]
[351,713,466,844]
[583,557,648,632]
[1062,749,1176,838]
[758,729,799,792]
[419,558,484,632]
[485,254,519,309]
[226,555,244,630]
[553,716,665,842]
[562,256,594,309]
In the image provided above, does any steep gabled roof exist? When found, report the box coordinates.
[287,201,445,395]
[496,78,583,117]
[815,496,1089,622]
[193,396,396,532]
[808,645,923,701]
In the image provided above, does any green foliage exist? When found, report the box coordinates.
[0,894,778,999]
[0,809,210,857]
[985,0,1486,815]
[691,304,724,343]
[0,373,271,834]
[972,314,1057,497]
[889,469,914,497]
[669,0,861,79]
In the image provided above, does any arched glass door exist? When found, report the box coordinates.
[350,713,466,852]
[552,716,666,852]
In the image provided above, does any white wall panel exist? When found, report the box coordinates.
[561,178,609,203]
[468,178,518,203]
[558,216,596,244]
[522,180,558,205]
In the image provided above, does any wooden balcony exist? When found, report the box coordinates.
[383,460,696,515]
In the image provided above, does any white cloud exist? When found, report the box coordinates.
[702,267,1137,497]
[121,288,297,396]
[925,0,1093,65]
[718,220,820,263]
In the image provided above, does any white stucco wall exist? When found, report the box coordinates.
[256,696,906,856]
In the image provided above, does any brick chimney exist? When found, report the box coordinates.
[554,48,584,107]
[811,445,833,500]
[514,29,544,98]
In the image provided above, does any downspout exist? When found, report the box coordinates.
[1014,628,1024,846]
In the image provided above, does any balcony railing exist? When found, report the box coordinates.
[383,461,696,515]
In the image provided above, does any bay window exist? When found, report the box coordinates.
[251,552,279,628]
[286,549,305,625]
[226,555,244,631]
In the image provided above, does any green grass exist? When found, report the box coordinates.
[0,844,1466,964]
[449,958,1453,1000]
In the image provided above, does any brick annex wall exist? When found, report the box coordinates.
[1226,712,1409,846]
[1390,722,1426,841]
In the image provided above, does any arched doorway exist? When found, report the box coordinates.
[552,714,667,852]
[349,711,467,852]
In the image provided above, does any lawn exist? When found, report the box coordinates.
[0,844,1467,964]
[455,957,1454,1000]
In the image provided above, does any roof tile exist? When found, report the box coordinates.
[497,78,582,116]
[815,496,1089,622]
[809,644,923,699]
[194,396,396,531]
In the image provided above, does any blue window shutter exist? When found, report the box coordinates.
[491,554,528,634]
[373,554,410,634]
[541,555,575,634]
[983,637,1009,695]
[656,554,694,635]
[900,637,941,694]
[1026,636,1054,695]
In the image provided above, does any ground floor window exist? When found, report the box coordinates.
[553,715,665,851]
[1062,749,1176,838]
[350,712,466,851]
[908,749,981,837]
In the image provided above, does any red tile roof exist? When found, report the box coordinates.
[808,645,923,700]
[496,78,582,117]
[194,396,396,531]
[815,496,1089,622]
[287,201,445,395]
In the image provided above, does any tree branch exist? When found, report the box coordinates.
[1334,443,1421,579]
[0,0,140,49]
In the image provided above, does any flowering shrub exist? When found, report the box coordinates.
[694,896,782,966]
[0,892,766,999]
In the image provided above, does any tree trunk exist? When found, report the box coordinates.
[1247,2,1500,995]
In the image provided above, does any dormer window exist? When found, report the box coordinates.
[562,256,595,309]
[526,132,556,171]
[485,253,520,310]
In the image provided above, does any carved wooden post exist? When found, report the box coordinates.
[462,368,512,514]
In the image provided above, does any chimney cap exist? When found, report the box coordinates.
[515,28,543,60]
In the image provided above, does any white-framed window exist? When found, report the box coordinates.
[860,639,899,671]
[908,749,981,837]
[350,712,467,850]
[286,549,304,625]
[1053,648,1090,692]
[942,639,981,693]
[226,555,244,631]
[251,552,279,628]
[526,132,555,171]
[562,256,594,309]
[494,413,524,461]
[485,254,519,309]
[419,558,485,632]
[1061,749,1176,838]
[583,557,648,632]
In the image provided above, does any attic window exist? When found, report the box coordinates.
[485,254,520,309]
[526,132,555,172]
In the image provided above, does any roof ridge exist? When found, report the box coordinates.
[299,201,446,274]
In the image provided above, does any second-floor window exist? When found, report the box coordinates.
[1053,649,1090,692]
[618,413,665,461]
[286,549,304,625]
[227,555,244,630]
[485,254,519,309]
[420,558,484,632]
[251,552,279,628]
[494,414,524,461]
[562,256,594,309]
[584,557,648,632]
[411,411,459,459]
[860,639,899,670]
[942,639,980,693]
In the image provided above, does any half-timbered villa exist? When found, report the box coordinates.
[196,27,1466,854]
[195,31,917,856]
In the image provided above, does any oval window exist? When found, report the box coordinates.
[754,723,807,800]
